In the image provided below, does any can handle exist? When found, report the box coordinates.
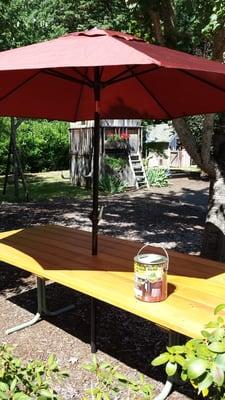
[137,243,169,269]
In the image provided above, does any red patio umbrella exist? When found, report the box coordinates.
[0,27,225,255]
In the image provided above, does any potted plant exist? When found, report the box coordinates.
[105,131,130,150]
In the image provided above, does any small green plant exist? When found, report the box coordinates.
[146,168,169,187]
[0,344,68,399]
[151,304,225,399]
[99,174,127,194]
[82,356,154,399]
[104,156,127,172]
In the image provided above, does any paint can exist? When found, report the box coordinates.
[134,244,169,302]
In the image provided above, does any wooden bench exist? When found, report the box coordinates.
[1,224,225,400]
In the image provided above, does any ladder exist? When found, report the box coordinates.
[129,152,149,189]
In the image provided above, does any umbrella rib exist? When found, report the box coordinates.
[179,69,225,95]
[0,71,40,103]
[73,68,89,121]
[99,66,105,80]
[43,69,92,88]
[103,65,159,87]
[125,65,173,119]
[72,67,94,86]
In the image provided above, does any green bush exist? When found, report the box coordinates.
[82,356,154,399]
[0,118,69,174]
[152,304,225,399]
[104,156,127,171]
[99,174,127,194]
[0,344,68,399]
[18,120,69,172]
[146,168,169,187]
[144,142,167,158]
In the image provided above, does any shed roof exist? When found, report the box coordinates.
[70,119,142,129]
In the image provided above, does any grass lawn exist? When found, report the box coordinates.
[0,170,91,202]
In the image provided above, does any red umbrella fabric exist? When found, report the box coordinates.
[0,28,225,121]
[0,28,225,255]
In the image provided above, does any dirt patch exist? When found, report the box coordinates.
[0,177,209,399]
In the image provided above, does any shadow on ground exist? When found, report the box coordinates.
[0,179,208,399]
[6,282,198,399]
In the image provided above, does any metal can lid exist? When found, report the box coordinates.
[134,253,167,264]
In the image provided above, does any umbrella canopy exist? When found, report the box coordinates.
[0,28,225,120]
[0,28,225,254]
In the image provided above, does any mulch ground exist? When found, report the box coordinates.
[0,177,209,399]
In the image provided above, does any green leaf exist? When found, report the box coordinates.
[167,345,185,354]
[181,371,187,381]
[47,354,57,370]
[197,373,213,394]
[114,372,128,382]
[196,344,214,358]
[208,342,225,353]
[13,393,31,400]
[39,389,53,398]
[165,362,177,376]
[175,354,185,366]
[211,364,224,386]
[82,363,97,372]
[215,354,225,371]
[10,378,17,392]
[151,353,170,366]
[214,304,225,315]
[201,330,210,338]
[0,383,8,393]
[0,392,8,400]
[187,359,208,379]
[205,321,218,328]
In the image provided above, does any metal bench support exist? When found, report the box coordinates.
[153,331,181,400]
[6,277,75,335]
[91,297,97,353]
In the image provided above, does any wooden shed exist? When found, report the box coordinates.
[70,119,144,187]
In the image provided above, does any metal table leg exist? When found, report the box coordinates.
[6,277,74,334]
[40,278,75,316]
[91,297,97,353]
[153,331,181,400]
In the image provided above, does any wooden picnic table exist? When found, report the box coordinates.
[1,224,225,400]
[0,224,225,337]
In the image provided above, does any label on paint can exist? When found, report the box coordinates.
[134,252,168,302]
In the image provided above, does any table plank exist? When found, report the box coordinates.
[1,225,225,339]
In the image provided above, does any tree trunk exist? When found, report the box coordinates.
[144,0,225,261]
[201,176,225,261]
[201,132,225,261]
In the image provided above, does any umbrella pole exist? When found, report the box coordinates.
[92,67,101,256]
[90,67,101,353]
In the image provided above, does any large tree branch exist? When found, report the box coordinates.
[173,117,215,178]
[201,113,215,172]
[147,8,164,45]
[212,27,225,61]
[160,0,177,48]
[173,118,202,164]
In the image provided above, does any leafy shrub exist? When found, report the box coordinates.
[144,142,167,158]
[0,344,68,399]
[146,168,169,187]
[18,120,69,172]
[104,156,127,171]
[0,118,69,174]
[99,174,127,194]
[82,356,154,399]
[152,304,225,399]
